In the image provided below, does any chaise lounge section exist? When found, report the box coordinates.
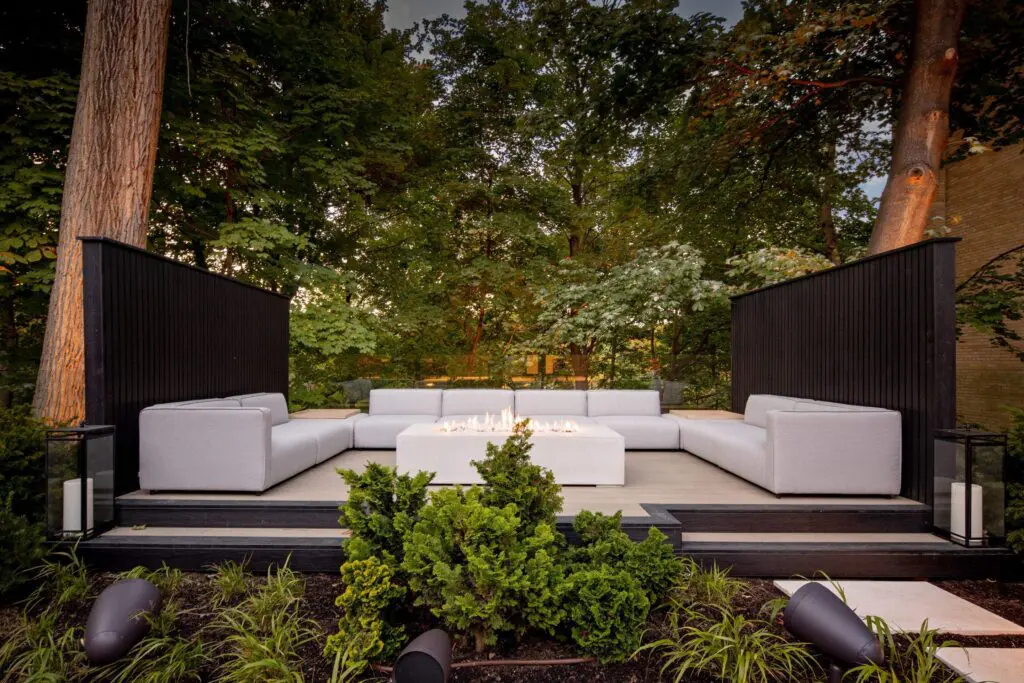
[678,394,902,495]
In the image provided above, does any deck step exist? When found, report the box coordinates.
[666,503,932,534]
[681,532,1020,580]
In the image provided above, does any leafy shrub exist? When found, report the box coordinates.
[473,420,563,530]
[563,566,650,663]
[641,602,818,682]
[0,494,45,597]
[325,557,408,674]
[571,510,680,604]
[402,486,563,652]
[848,617,963,683]
[338,463,432,567]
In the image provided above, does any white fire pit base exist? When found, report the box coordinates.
[395,423,625,486]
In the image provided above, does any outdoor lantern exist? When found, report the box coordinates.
[45,425,116,540]
[933,429,1008,547]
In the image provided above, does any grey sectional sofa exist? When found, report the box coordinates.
[139,392,353,492]
[677,394,902,495]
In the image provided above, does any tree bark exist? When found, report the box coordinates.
[867,0,965,255]
[33,0,172,424]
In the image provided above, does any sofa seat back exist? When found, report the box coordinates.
[231,392,289,426]
[368,389,442,416]
[587,390,661,417]
[441,389,514,417]
[148,398,241,409]
[743,394,797,427]
[514,390,587,416]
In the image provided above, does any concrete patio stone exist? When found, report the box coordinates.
[937,647,1024,683]
[773,580,1024,636]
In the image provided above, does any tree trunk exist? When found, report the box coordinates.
[32,0,172,424]
[867,0,965,255]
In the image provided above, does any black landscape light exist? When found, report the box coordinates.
[783,583,883,683]
[393,629,452,683]
[84,579,162,665]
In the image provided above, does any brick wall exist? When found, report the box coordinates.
[942,143,1024,431]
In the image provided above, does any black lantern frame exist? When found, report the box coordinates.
[933,428,1008,547]
[46,425,116,540]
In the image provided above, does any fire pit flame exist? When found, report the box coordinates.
[438,407,579,433]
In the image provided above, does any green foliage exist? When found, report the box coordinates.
[92,601,208,683]
[726,247,835,291]
[338,463,432,568]
[401,486,564,652]
[325,557,407,675]
[473,420,563,531]
[956,246,1024,362]
[0,609,85,683]
[1009,408,1024,553]
[210,560,250,606]
[672,558,748,611]
[847,617,963,683]
[27,547,90,611]
[0,494,44,597]
[214,562,317,683]
[120,563,185,597]
[571,510,680,604]
[641,601,818,683]
[563,567,650,664]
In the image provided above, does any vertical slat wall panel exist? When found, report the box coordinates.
[730,239,958,506]
[82,237,290,495]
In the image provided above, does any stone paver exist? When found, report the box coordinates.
[773,580,1024,636]
[937,648,1024,683]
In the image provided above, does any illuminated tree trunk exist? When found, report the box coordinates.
[33,0,172,424]
[868,0,965,255]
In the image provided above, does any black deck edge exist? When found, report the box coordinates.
[117,498,342,529]
[665,503,932,533]
[684,543,1021,580]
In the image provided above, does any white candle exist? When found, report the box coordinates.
[63,478,94,536]
[950,482,983,544]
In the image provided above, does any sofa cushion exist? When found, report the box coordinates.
[587,390,661,417]
[794,399,887,413]
[518,415,596,427]
[743,394,797,428]
[149,398,241,409]
[354,414,439,449]
[368,389,443,416]
[442,389,514,417]
[514,390,587,416]
[232,393,289,426]
[273,419,353,463]
[268,428,318,487]
[679,420,769,488]
[592,415,679,449]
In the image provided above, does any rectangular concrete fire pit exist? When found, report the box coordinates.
[395,423,625,486]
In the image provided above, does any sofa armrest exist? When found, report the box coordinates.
[765,409,902,495]
[139,406,273,492]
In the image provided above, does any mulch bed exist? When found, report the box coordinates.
[5,573,1024,681]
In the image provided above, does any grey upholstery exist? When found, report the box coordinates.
[518,414,596,426]
[353,414,438,449]
[442,389,514,417]
[139,392,360,491]
[678,394,902,495]
[592,415,680,449]
[368,389,442,415]
[587,390,661,417]
[514,390,587,416]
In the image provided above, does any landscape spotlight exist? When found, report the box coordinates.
[783,582,883,683]
[393,629,451,683]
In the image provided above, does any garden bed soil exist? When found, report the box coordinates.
[5,574,1024,681]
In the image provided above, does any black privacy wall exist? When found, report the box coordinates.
[730,238,959,506]
[82,237,290,495]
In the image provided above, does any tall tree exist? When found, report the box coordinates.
[33,0,172,424]
[868,0,965,254]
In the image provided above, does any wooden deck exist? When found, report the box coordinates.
[83,451,1016,578]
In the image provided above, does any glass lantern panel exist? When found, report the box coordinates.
[972,443,1006,538]
[932,436,964,535]
[46,435,83,539]
[87,433,116,531]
